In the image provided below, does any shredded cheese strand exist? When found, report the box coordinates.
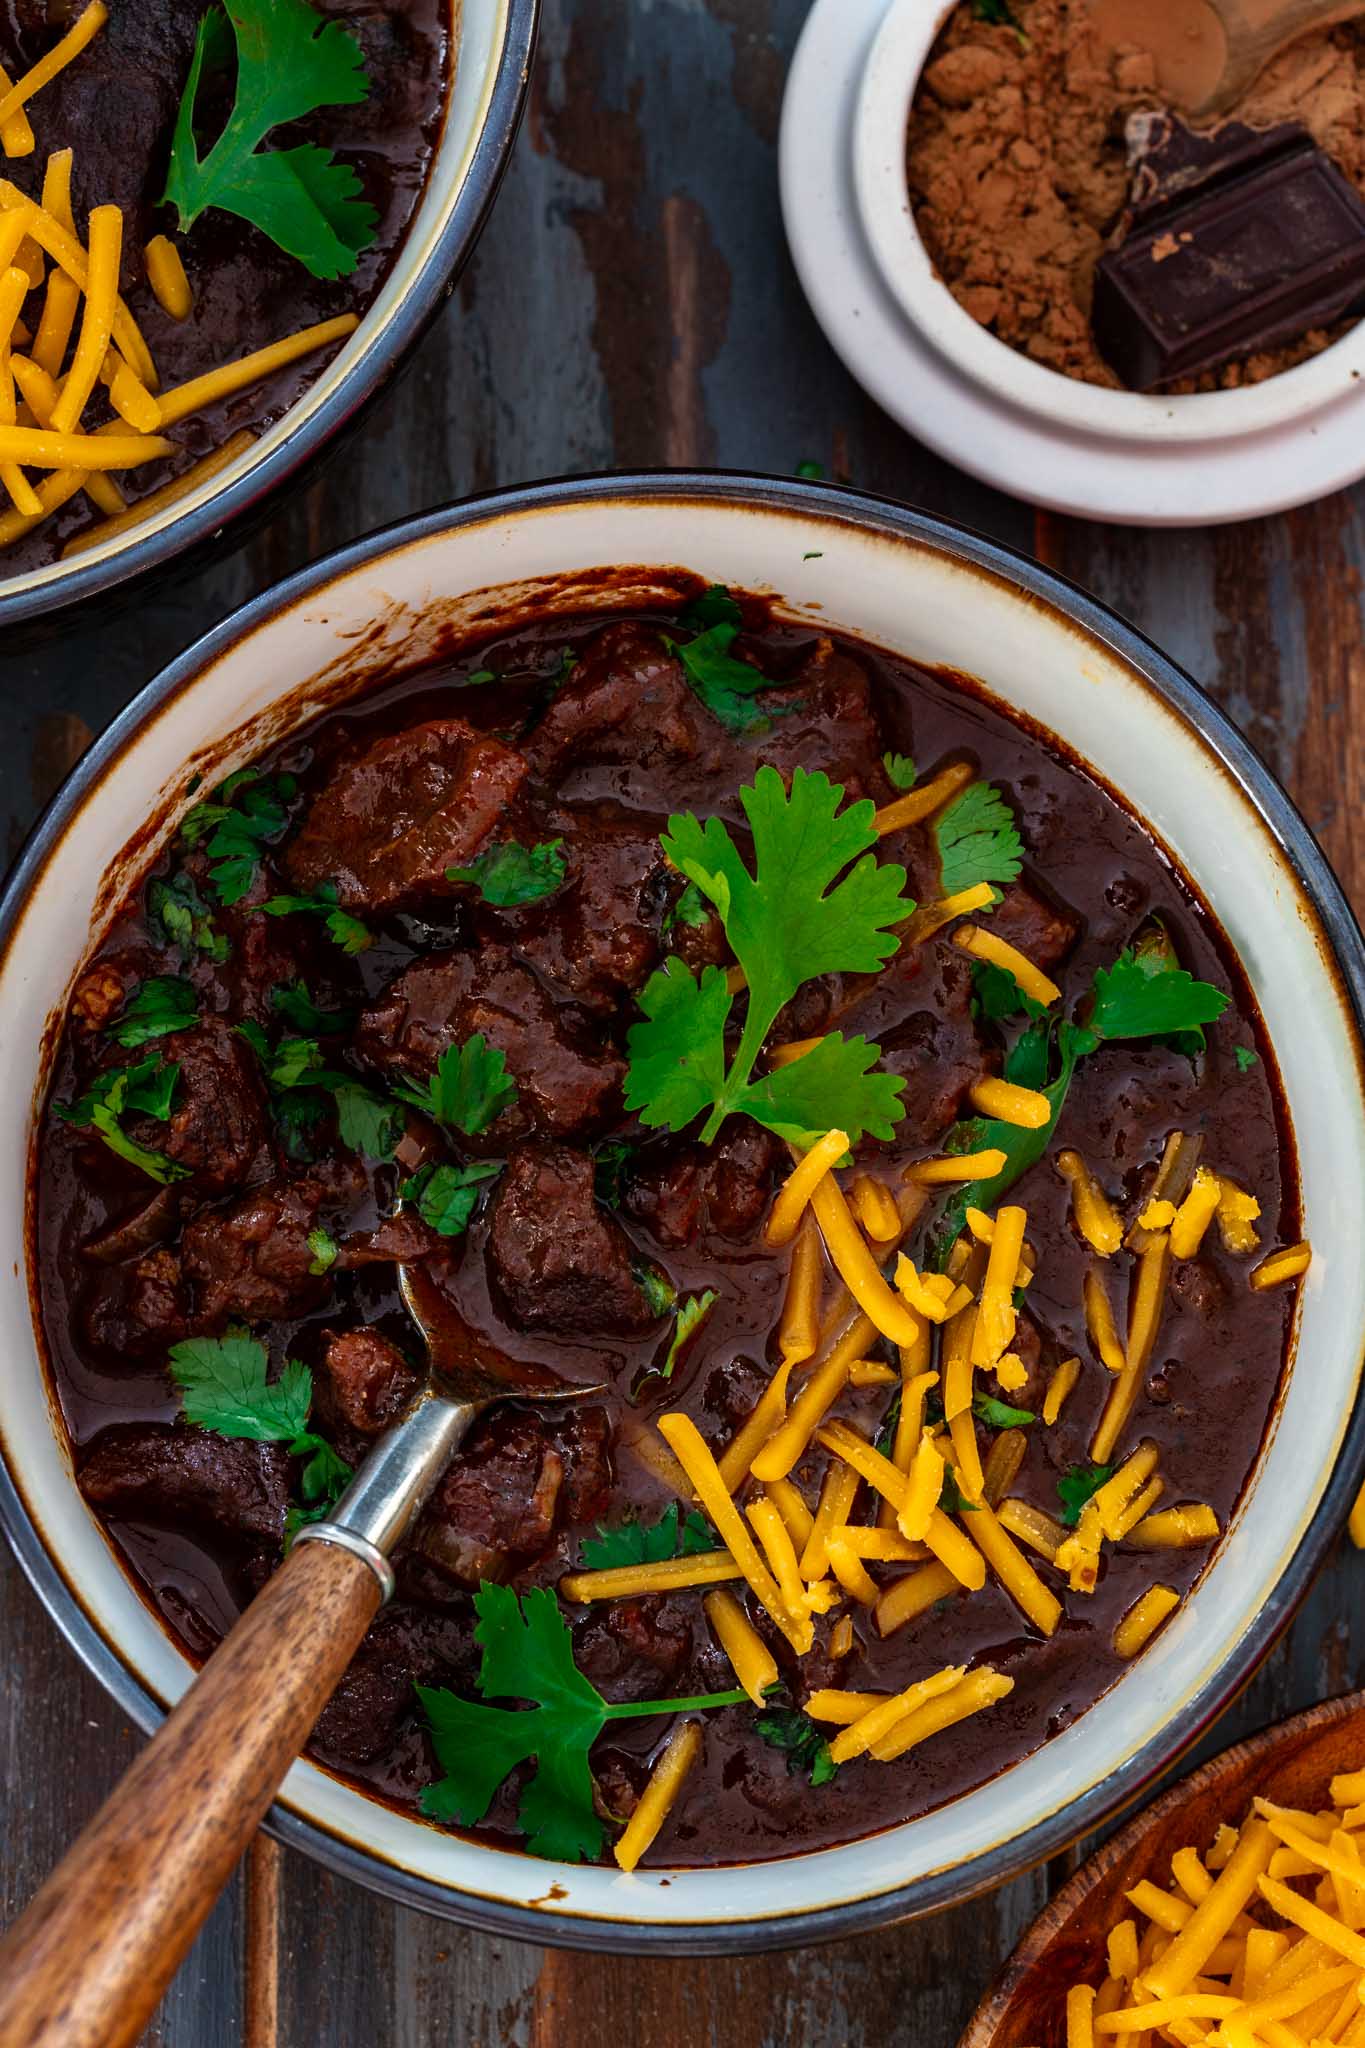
[766,1130,850,1247]
[777,1213,823,1367]
[0,63,35,158]
[827,1666,967,1763]
[750,1352,850,1484]
[1057,1150,1123,1256]
[657,1413,806,1650]
[613,1719,702,1873]
[1043,1355,1081,1425]
[559,1550,741,1604]
[808,1172,924,1345]
[952,921,1061,1005]
[151,313,359,425]
[1092,1235,1170,1467]
[969,1076,1052,1129]
[872,760,975,836]
[1113,1583,1180,1657]
[703,1589,777,1705]
[873,1559,960,1637]
[0,182,155,387]
[903,1148,1009,1184]
[50,202,121,434]
[0,3,108,134]
[62,431,258,554]
[869,1666,1014,1761]
[144,234,192,320]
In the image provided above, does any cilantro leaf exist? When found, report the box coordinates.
[418,1584,748,1861]
[106,976,199,1048]
[390,1036,518,1137]
[447,838,568,907]
[739,1031,907,1149]
[679,584,743,632]
[928,1017,1095,1260]
[332,1080,404,1161]
[971,959,1045,1024]
[972,1393,1035,1427]
[163,0,377,280]
[579,1502,713,1572]
[169,1332,313,1440]
[1235,1045,1258,1073]
[53,1056,189,1184]
[638,1266,679,1319]
[1088,949,1229,1050]
[180,770,294,907]
[665,623,773,735]
[400,1160,502,1236]
[271,981,356,1036]
[628,768,913,1147]
[663,881,711,933]
[934,782,1022,897]
[1058,1462,1114,1527]
[306,1227,338,1274]
[754,1708,837,1786]
[261,882,372,955]
[662,1289,716,1380]
[883,752,917,791]
[148,872,229,963]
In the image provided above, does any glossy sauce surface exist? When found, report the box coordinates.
[34,597,1297,1865]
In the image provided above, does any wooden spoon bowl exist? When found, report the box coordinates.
[959,1688,1365,2048]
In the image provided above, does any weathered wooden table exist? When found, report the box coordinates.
[3,3,1363,2041]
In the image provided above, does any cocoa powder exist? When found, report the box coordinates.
[905,2,1365,389]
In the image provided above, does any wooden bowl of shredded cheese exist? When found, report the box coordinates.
[961,1688,1365,2048]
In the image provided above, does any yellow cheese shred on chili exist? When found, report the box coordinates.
[765,1129,850,1247]
[703,1589,777,1705]
[657,1413,806,1650]
[952,921,1061,1005]
[871,759,975,836]
[0,3,108,136]
[613,1719,702,1873]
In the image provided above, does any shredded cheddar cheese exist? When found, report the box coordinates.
[997,1496,1066,1562]
[30,265,77,378]
[904,1148,1009,1184]
[1126,1503,1219,1550]
[967,1496,1062,1634]
[1250,1240,1312,1290]
[0,423,171,468]
[869,1666,1013,1761]
[972,1203,1025,1367]
[1083,1266,1127,1376]
[805,1688,886,1724]
[703,1588,777,1704]
[1057,1150,1123,1257]
[894,1254,972,1324]
[716,1358,792,1493]
[904,881,1000,945]
[824,1536,879,1605]
[613,1719,702,1872]
[1043,1355,1081,1425]
[745,1497,817,1648]
[901,1432,946,1540]
[149,313,359,426]
[808,1172,923,1347]
[1091,1234,1170,1467]
[750,1353,850,1484]
[872,759,975,836]
[559,1550,741,1604]
[801,1457,860,1582]
[1113,1582,1180,1657]
[969,1076,1052,1129]
[765,1476,814,1554]
[144,234,192,321]
[849,1172,900,1245]
[1169,1164,1223,1260]
[0,4,108,137]
[40,149,73,235]
[765,1130,850,1247]
[1215,1175,1262,1255]
[776,1215,822,1368]
[827,1667,967,1763]
[0,64,35,159]
[873,1559,960,1637]
[953,922,1061,1006]
[658,1413,807,1652]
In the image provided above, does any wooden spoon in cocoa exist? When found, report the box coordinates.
[1087,0,1365,118]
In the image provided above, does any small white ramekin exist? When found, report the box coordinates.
[782,0,1365,523]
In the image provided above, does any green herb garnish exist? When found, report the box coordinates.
[970,959,1045,1024]
[933,781,1022,897]
[446,838,568,907]
[679,584,743,633]
[664,621,774,735]
[400,1160,502,1237]
[882,752,917,791]
[168,1329,352,1532]
[579,1501,713,1572]
[663,881,711,933]
[261,881,372,955]
[1058,1462,1113,1527]
[661,1289,717,1380]
[972,1393,1035,1428]
[163,0,377,280]
[390,1036,518,1138]
[271,981,356,1036]
[417,1585,749,1862]
[148,872,229,962]
[1234,1045,1258,1073]
[754,1707,837,1786]
[105,975,199,1048]
[306,1227,338,1274]
[625,767,912,1149]
[53,1056,187,1183]
[1089,946,1229,1052]
[180,769,295,907]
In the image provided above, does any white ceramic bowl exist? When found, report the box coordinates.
[781,0,1365,523]
[0,0,537,632]
[2,475,1364,1952]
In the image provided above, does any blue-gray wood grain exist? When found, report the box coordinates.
[3,1,1364,2041]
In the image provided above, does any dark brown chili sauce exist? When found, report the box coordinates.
[0,0,450,573]
[34,596,1297,1866]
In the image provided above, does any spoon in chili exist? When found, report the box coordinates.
[0,1210,606,2048]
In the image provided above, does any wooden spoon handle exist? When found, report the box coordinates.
[0,1538,382,2048]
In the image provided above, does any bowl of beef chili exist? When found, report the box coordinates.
[0,0,536,632]
[2,473,1364,1952]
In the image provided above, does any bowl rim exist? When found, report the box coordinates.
[0,0,539,632]
[855,0,1365,446]
[3,470,1365,1954]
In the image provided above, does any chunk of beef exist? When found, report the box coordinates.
[623,1123,784,1249]
[70,954,139,1034]
[312,1605,473,1766]
[126,1018,268,1194]
[990,881,1079,974]
[879,1007,985,1145]
[411,1408,566,1587]
[527,622,707,783]
[79,1424,288,1544]
[336,1215,445,1268]
[356,945,623,1146]
[82,1247,189,1359]
[574,1596,693,1700]
[182,1165,363,1324]
[479,803,670,1013]
[321,1329,420,1435]
[752,638,892,805]
[487,1144,660,1338]
[83,1186,182,1264]
[556,1405,615,1524]
[283,720,527,916]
